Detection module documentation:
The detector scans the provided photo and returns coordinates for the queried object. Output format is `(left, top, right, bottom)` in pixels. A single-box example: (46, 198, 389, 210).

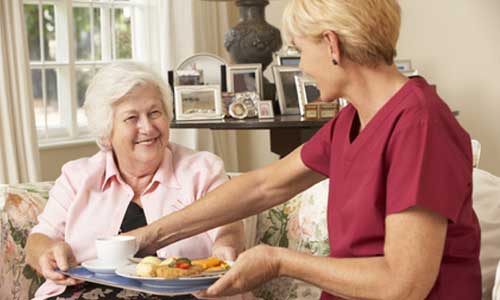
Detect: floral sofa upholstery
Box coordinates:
(0, 183, 51, 300)
(0, 179, 329, 300)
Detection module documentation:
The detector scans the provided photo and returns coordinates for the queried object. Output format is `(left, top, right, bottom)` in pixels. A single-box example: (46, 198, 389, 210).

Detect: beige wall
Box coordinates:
(39, 0, 500, 179)
(397, 0, 500, 175)
(40, 143, 99, 181)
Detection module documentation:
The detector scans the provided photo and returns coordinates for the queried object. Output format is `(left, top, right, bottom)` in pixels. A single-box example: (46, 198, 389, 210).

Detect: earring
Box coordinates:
(332, 59, 338, 65)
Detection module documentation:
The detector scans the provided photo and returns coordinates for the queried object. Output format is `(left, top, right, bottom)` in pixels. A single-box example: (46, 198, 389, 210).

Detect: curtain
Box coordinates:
(0, 0, 41, 184)
(154, 0, 240, 172)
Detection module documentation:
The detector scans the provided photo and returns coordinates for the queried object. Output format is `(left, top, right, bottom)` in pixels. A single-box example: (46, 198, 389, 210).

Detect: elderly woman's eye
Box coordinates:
(150, 110, 162, 118)
(125, 116, 137, 122)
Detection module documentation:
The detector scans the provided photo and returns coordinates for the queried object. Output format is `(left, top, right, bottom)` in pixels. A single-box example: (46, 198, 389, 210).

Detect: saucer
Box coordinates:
(81, 259, 120, 276)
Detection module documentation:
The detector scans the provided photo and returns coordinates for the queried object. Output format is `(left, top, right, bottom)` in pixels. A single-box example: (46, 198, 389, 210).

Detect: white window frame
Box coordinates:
(24, 0, 157, 148)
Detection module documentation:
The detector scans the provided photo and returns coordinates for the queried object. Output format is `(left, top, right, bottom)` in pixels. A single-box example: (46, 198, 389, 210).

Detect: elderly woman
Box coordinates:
(130, 1, 481, 300)
(25, 62, 247, 300)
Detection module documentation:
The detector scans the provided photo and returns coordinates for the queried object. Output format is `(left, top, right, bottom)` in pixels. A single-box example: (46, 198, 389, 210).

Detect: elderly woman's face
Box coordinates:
(110, 84, 169, 168)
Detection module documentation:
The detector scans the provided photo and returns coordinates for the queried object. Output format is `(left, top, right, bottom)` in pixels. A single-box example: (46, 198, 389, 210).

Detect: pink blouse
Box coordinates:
(31, 143, 235, 299)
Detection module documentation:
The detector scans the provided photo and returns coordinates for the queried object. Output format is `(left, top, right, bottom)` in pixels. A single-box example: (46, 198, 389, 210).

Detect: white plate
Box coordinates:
(115, 264, 225, 288)
(81, 259, 120, 276)
(176, 53, 227, 86)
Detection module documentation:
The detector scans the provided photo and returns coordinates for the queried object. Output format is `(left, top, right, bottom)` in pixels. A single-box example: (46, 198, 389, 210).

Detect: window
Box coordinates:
(23, 0, 153, 146)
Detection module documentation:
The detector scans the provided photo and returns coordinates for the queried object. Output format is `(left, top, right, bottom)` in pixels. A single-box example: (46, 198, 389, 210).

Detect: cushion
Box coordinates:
(472, 169, 500, 300)
(253, 179, 329, 300)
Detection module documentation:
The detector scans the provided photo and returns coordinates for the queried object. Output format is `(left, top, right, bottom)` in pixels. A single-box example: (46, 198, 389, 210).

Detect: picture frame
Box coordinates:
(274, 47, 301, 66)
(175, 69, 204, 86)
(257, 100, 275, 119)
(221, 92, 236, 117)
(402, 69, 419, 77)
(235, 92, 259, 118)
(226, 64, 263, 99)
(273, 66, 302, 115)
(336, 98, 349, 110)
(275, 53, 301, 66)
(295, 75, 321, 116)
(228, 101, 248, 119)
(395, 59, 412, 72)
(174, 85, 224, 120)
(176, 53, 226, 86)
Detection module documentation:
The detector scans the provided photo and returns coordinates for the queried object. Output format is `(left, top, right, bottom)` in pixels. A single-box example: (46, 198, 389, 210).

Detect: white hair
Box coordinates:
(83, 62, 173, 150)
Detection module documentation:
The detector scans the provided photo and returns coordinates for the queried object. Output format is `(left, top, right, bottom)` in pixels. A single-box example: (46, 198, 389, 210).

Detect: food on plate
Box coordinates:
(192, 257, 229, 272)
(140, 256, 162, 265)
(135, 256, 162, 277)
(156, 264, 204, 278)
(136, 262, 157, 277)
(135, 256, 229, 278)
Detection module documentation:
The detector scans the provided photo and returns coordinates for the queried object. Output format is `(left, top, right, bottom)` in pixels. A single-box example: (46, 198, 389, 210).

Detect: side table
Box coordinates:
(170, 115, 328, 158)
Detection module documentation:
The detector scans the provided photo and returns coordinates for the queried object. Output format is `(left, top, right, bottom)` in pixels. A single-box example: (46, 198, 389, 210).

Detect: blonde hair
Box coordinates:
(282, 0, 401, 67)
(83, 62, 173, 150)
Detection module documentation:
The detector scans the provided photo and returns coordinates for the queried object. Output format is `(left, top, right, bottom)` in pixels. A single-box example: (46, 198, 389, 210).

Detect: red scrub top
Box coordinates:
(301, 77, 481, 300)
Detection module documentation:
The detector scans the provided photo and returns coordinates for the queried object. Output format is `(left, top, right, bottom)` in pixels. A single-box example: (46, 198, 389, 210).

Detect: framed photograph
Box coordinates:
(235, 92, 259, 118)
(226, 64, 263, 99)
(402, 69, 419, 77)
(273, 66, 302, 115)
(175, 69, 204, 86)
(338, 98, 349, 108)
(221, 92, 236, 117)
(275, 54, 300, 66)
(257, 100, 275, 119)
(176, 53, 226, 86)
(295, 75, 321, 116)
(174, 85, 224, 120)
(395, 59, 412, 72)
(274, 48, 301, 66)
(228, 101, 248, 119)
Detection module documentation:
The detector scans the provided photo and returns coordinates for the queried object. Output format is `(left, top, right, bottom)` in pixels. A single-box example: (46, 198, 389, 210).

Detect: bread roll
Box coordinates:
(136, 262, 158, 277)
(140, 256, 162, 265)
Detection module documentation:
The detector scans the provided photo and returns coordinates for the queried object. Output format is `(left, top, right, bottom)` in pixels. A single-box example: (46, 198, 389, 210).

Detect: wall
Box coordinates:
(40, 143, 99, 180)
(397, 0, 500, 175)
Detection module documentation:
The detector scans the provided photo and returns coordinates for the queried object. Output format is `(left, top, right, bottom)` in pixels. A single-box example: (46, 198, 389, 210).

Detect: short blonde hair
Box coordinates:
(83, 62, 173, 150)
(282, 0, 401, 67)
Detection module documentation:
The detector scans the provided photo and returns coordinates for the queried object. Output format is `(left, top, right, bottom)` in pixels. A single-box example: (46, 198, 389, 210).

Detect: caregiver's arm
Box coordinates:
(131, 146, 325, 254)
(278, 206, 447, 300)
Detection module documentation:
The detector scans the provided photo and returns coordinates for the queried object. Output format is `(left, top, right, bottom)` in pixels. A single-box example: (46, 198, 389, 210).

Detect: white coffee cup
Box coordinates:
(95, 235, 138, 267)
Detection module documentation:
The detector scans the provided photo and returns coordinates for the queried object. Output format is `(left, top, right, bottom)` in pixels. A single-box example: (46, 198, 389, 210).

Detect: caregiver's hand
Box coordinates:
(199, 244, 281, 297)
(123, 225, 158, 256)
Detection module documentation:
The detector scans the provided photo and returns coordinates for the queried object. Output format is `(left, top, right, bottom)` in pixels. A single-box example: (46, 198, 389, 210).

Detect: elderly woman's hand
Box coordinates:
(199, 244, 281, 297)
(212, 245, 237, 262)
(38, 241, 81, 286)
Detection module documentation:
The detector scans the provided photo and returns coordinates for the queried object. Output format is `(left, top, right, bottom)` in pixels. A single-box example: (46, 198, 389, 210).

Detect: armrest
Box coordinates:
(0, 183, 52, 300)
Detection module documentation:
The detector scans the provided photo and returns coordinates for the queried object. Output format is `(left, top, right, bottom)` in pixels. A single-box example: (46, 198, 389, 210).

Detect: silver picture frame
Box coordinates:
(395, 59, 412, 72)
(226, 64, 263, 99)
(274, 47, 301, 66)
(257, 100, 275, 119)
(174, 85, 224, 120)
(295, 75, 321, 116)
(273, 65, 302, 115)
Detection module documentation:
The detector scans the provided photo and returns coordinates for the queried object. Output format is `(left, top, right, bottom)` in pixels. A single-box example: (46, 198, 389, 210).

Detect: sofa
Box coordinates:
(1, 169, 500, 300)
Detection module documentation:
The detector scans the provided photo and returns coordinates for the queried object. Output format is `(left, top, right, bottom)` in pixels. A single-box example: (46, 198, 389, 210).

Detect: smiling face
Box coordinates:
(294, 35, 346, 102)
(109, 83, 169, 171)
